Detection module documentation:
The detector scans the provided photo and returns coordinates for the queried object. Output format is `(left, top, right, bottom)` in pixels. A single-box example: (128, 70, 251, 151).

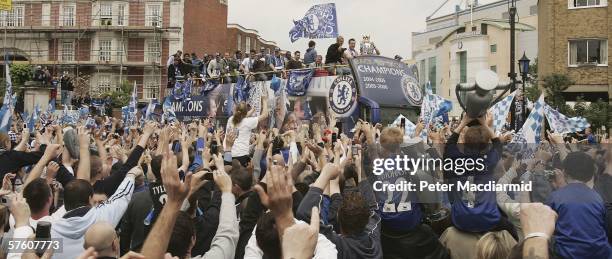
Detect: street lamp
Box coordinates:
(518, 52, 530, 124)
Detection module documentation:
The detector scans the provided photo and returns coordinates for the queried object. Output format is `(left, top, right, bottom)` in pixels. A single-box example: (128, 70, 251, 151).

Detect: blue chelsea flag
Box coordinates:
(289, 3, 338, 43)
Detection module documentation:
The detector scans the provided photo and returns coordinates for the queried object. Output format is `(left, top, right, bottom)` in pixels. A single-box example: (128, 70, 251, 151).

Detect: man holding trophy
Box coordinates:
(360, 35, 381, 56)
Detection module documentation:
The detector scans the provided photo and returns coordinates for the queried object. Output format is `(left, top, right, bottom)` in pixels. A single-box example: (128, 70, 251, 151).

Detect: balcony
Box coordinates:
(0, 14, 180, 33)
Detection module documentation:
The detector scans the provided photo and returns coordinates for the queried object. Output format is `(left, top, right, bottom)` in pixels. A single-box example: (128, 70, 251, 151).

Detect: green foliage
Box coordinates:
(0, 64, 33, 103)
(105, 81, 132, 108)
(541, 73, 574, 114)
(524, 85, 541, 103)
(582, 99, 611, 130)
(10, 64, 32, 87)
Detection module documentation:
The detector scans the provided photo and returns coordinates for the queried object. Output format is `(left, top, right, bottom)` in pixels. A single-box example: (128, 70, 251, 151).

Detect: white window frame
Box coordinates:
(237, 35, 242, 52)
(97, 74, 114, 94)
(146, 40, 161, 63)
(143, 80, 160, 100)
(146, 3, 162, 27)
(117, 3, 126, 26)
(61, 41, 74, 61)
(0, 6, 24, 27)
(62, 4, 76, 27)
(99, 39, 113, 62)
(245, 37, 251, 53)
(100, 2, 113, 25)
(568, 39, 608, 67)
(568, 0, 607, 9)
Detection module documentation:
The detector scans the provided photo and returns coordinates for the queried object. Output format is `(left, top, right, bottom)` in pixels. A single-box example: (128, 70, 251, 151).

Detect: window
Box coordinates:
(0, 6, 24, 27)
(570, 0, 607, 8)
(490, 65, 497, 72)
(62, 4, 75, 26)
(237, 35, 242, 52)
(480, 24, 488, 35)
(117, 4, 126, 26)
(147, 41, 161, 63)
(117, 41, 125, 62)
(428, 57, 437, 93)
(490, 44, 497, 53)
(245, 37, 251, 53)
(61, 41, 74, 61)
(458, 51, 467, 83)
(100, 3, 113, 25)
(569, 39, 608, 66)
(146, 4, 162, 27)
(99, 40, 112, 61)
(530, 5, 538, 15)
(97, 74, 113, 93)
(143, 81, 159, 99)
(419, 60, 426, 86)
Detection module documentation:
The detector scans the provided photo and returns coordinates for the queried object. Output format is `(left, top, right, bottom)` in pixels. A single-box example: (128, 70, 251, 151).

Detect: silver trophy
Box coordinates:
(455, 70, 511, 118)
(360, 35, 378, 56)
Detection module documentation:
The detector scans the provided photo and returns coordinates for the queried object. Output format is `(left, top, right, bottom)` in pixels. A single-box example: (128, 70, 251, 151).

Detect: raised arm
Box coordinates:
(197, 155, 239, 259)
(13, 128, 29, 152)
(76, 126, 91, 182)
(141, 147, 193, 259)
(23, 144, 62, 188)
(257, 92, 269, 122)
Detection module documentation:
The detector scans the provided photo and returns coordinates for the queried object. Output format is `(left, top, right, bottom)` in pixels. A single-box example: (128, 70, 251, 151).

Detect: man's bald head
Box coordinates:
(83, 221, 118, 257)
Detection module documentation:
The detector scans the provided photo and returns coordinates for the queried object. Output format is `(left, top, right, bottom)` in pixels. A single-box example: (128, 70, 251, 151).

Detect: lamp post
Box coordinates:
(508, 0, 519, 131)
(518, 52, 531, 123)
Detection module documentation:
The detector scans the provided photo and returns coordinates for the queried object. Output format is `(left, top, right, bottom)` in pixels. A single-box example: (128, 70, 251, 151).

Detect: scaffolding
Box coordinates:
(0, 0, 172, 101)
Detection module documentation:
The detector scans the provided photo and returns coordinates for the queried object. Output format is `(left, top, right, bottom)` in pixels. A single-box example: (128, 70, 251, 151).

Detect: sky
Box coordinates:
(228, 0, 498, 59)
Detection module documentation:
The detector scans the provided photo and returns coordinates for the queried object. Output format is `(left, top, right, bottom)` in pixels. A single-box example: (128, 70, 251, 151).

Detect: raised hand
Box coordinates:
(282, 207, 320, 259)
(161, 151, 192, 207)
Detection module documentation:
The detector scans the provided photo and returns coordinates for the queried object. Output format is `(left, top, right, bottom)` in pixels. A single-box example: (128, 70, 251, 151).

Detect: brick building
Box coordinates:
(538, 0, 611, 102)
(0, 0, 229, 102)
(226, 23, 277, 55)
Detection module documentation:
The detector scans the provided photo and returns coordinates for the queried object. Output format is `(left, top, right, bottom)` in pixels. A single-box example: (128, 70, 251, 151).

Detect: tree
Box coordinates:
(541, 73, 574, 114)
(583, 99, 611, 130)
(0, 64, 32, 100)
(105, 80, 131, 108)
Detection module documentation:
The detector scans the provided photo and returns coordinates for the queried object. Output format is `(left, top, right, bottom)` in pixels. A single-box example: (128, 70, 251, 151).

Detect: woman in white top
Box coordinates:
(225, 97, 268, 167)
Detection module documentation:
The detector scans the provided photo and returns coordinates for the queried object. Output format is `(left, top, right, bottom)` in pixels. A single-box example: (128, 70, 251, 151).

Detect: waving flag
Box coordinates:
(391, 114, 417, 137)
(488, 91, 516, 135)
(233, 76, 251, 103)
(419, 82, 451, 139)
(162, 96, 176, 123)
(302, 98, 313, 120)
(289, 3, 338, 43)
(0, 63, 13, 132)
(512, 94, 545, 144)
(543, 104, 590, 134)
(286, 69, 314, 96)
(128, 82, 138, 126)
(78, 106, 89, 121)
(26, 105, 41, 131)
(145, 99, 158, 121)
(92, 99, 105, 116)
(61, 105, 77, 125)
(201, 80, 219, 96)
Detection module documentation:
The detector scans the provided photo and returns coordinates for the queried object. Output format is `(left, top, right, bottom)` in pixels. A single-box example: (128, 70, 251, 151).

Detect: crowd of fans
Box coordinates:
(166, 35, 389, 87)
(0, 92, 609, 259)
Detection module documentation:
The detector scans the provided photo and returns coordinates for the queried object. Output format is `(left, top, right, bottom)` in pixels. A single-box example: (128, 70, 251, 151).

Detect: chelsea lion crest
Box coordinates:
(401, 75, 423, 106)
(329, 76, 357, 116)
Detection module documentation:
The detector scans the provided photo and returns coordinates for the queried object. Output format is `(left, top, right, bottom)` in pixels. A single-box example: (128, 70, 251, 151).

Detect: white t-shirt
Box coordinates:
(241, 58, 254, 73)
(226, 116, 259, 157)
